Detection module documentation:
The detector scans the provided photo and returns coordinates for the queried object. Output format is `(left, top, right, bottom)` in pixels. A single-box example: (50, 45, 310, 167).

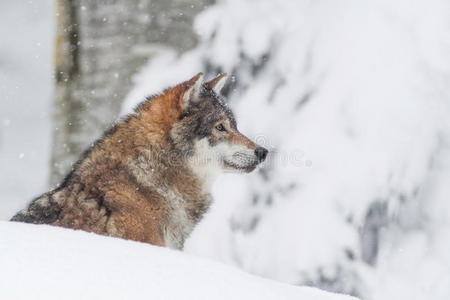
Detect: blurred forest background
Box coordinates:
(1, 1, 450, 299)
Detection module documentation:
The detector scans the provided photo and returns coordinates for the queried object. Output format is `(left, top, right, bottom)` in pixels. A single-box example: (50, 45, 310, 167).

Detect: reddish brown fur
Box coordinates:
(13, 75, 210, 248)
(228, 131, 257, 149)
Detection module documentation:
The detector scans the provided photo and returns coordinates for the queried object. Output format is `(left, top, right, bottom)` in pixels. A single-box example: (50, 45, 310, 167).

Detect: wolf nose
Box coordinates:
(254, 147, 268, 162)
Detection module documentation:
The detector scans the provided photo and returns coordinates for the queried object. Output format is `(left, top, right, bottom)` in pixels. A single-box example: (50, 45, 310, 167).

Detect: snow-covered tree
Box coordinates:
(122, 0, 450, 299)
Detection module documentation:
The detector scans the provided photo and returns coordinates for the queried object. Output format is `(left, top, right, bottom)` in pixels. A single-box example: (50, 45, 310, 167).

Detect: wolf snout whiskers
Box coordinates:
(220, 148, 266, 172)
(232, 151, 258, 163)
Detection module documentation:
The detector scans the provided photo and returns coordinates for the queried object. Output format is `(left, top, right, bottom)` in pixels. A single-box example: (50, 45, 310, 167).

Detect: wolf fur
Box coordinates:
(11, 73, 268, 249)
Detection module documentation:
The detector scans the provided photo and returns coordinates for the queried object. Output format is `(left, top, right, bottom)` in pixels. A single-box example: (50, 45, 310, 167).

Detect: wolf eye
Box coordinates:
(215, 123, 226, 132)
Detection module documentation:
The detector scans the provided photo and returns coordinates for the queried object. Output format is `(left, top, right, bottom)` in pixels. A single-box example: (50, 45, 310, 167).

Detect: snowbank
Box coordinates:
(0, 221, 357, 300)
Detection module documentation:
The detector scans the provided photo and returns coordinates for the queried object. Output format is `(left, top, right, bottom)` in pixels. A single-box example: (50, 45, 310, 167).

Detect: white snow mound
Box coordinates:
(0, 221, 358, 300)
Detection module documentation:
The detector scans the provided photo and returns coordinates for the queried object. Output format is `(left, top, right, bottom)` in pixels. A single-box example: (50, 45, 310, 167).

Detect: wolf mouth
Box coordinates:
(223, 159, 258, 173)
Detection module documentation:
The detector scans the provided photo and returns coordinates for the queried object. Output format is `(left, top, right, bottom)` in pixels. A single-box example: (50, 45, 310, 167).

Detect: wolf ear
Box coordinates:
(180, 72, 203, 111)
(204, 73, 228, 94)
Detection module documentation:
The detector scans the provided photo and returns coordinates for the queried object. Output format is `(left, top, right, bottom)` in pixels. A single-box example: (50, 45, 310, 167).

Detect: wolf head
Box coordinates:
(167, 73, 268, 177)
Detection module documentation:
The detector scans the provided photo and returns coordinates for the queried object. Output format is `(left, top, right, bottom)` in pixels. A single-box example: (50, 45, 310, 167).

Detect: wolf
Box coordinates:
(11, 73, 268, 249)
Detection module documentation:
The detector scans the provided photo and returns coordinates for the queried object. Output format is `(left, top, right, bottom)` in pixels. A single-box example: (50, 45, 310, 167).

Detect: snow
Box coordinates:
(1, 0, 450, 299)
(0, 221, 357, 300)
(122, 0, 450, 299)
(0, 0, 53, 219)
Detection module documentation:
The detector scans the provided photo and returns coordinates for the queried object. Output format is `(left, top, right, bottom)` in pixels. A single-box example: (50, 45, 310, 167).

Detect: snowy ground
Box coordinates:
(0, 221, 357, 300)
